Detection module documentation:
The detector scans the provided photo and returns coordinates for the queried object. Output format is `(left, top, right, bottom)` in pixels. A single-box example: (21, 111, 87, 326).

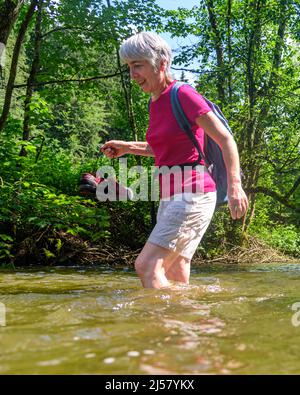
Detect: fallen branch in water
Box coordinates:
(192, 236, 297, 265)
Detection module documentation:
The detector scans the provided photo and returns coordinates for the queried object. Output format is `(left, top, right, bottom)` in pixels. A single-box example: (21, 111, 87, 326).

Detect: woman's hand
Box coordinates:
(227, 183, 249, 219)
(100, 140, 129, 159)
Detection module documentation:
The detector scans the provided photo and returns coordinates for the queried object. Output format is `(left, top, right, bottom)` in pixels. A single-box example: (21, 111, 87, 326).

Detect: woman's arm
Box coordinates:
(101, 140, 154, 158)
(196, 111, 248, 219)
(126, 141, 154, 157)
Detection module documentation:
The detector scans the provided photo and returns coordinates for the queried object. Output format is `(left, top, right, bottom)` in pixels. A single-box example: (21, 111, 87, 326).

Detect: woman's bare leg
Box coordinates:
(164, 255, 191, 284)
(135, 242, 179, 289)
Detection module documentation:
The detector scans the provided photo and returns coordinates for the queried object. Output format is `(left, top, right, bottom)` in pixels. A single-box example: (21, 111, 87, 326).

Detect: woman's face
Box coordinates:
(127, 59, 164, 93)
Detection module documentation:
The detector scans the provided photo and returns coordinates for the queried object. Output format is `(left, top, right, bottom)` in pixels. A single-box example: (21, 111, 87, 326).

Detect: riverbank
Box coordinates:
(5, 230, 298, 267)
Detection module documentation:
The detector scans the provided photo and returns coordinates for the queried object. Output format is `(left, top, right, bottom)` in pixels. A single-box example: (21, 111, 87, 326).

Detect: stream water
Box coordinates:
(0, 263, 300, 374)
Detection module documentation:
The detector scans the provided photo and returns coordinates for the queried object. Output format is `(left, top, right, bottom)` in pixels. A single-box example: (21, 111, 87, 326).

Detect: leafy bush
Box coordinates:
(249, 224, 300, 258)
(0, 129, 110, 263)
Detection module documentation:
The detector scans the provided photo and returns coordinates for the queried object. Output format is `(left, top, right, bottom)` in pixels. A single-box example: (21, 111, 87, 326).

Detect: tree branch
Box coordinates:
(12, 70, 125, 88)
(284, 176, 300, 200)
(171, 64, 235, 75)
(41, 25, 94, 39)
(246, 186, 300, 212)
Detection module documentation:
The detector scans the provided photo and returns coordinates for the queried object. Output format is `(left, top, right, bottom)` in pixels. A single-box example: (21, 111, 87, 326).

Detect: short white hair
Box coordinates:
(119, 32, 172, 76)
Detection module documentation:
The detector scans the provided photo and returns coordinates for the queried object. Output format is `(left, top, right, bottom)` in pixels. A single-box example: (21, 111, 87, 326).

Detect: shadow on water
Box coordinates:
(0, 263, 300, 374)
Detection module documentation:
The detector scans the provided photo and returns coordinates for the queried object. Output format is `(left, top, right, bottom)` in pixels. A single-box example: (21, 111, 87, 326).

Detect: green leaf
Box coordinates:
(43, 249, 56, 259)
(0, 234, 13, 242)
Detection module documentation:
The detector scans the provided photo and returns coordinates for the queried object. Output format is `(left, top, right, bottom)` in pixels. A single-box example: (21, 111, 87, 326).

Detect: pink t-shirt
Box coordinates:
(146, 80, 216, 197)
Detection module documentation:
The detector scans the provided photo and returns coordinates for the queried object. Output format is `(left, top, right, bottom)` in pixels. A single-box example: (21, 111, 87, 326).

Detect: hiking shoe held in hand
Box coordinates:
(79, 173, 105, 196)
(79, 173, 134, 201)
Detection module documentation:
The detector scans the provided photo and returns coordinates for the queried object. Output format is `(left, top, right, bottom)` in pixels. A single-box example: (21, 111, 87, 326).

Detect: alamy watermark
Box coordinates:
(0, 302, 6, 327)
(291, 302, 300, 327)
(95, 158, 206, 202)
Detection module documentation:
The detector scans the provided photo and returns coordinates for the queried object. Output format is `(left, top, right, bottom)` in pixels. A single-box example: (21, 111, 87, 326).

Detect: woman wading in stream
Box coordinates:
(101, 32, 248, 289)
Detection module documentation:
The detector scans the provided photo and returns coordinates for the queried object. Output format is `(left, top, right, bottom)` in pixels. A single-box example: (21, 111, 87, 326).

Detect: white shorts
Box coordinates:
(148, 192, 217, 260)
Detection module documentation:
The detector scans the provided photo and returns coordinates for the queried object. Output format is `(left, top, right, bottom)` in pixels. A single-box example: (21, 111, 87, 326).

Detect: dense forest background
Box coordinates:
(0, 0, 299, 266)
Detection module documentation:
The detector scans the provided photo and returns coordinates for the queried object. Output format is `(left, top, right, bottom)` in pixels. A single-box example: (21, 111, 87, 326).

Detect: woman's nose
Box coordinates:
(130, 67, 138, 79)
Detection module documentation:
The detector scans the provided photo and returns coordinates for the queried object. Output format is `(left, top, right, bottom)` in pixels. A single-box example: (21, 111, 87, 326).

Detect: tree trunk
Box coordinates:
(242, 0, 289, 231)
(0, 0, 38, 133)
(226, 0, 232, 104)
(254, 0, 288, 144)
(0, 0, 24, 45)
(105, 0, 139, 153)
(242, 193, 256, 233)
(239, 0, 263, 229)
(20, 0, 42, 156)
(205, 0, 226, 104)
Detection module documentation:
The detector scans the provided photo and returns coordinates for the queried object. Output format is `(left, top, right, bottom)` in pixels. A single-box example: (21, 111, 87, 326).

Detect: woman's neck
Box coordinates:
(151, 77, 174, 101)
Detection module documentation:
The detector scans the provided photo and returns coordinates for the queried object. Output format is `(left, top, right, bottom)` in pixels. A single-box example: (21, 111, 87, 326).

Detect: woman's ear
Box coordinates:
(159, 59, 167, 72)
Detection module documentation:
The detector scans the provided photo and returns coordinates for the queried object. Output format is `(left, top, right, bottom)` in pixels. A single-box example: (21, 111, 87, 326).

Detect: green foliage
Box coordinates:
(249, 223, 300, 258)
(0, 233, 14, 262)
(0, 128, 110, 263)
(248, 195, 300, 257)
(0, 175, 109, 238)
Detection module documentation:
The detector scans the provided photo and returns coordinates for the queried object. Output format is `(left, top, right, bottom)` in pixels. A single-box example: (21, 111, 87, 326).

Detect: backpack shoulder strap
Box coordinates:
(170, 81, 207, 166)
(202, 97, 233, 134)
